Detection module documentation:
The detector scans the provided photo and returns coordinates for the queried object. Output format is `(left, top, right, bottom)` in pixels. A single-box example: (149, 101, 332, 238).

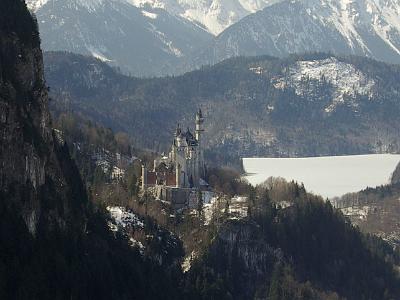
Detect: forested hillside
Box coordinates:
(333, 161, 400, 249)
(180, 177, 400, 300)
(45, 51, 400, 165)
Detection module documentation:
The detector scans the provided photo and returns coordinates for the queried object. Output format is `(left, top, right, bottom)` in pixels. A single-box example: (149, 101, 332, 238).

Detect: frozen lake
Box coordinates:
(243, 154, 400, 199)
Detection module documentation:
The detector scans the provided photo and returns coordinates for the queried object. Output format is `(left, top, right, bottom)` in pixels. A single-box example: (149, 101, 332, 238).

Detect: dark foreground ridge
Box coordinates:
(0, 1, 181, 299)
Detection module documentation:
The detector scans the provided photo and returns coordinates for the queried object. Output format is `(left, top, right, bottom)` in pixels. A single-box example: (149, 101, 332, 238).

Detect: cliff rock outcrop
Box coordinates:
(0, 0, 87, 235)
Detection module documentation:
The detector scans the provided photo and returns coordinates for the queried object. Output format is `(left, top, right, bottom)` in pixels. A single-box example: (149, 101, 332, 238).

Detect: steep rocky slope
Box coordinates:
(0, 0, 87, 235)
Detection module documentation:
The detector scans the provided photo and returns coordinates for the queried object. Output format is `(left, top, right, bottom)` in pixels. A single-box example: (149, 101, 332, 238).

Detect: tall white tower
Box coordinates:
(195, 109, 204, 143)
(195, 109, 205, 180)
(141, 164, 147, 190)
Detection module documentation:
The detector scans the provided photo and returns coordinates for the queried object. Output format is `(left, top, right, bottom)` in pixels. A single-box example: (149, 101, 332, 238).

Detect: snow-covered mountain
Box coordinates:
(193, 0, 400, 68)
(27, 0, 280, 36)
(128, 0, 280, 35)
(28, 0, 400, 75)
(27, 0, 212, 76)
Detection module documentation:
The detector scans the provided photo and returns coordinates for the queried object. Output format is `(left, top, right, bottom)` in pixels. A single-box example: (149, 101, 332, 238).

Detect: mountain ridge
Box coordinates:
(45, 51, 400, 166)
(28, 0, 212, 76)
(28, 0, 400, 76)
(192, 0, 400, 70)
(27, 0, 280, 35)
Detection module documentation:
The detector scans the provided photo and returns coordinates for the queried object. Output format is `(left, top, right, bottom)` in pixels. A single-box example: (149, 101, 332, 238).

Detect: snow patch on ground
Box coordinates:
(182, 251, 196, 273)
(142, 10, 158, 19)
(107, 206, 145, 229)
(203, 195, 219, 225)
(147, 23, 183, 57)
(129, 237, 145, 252)
(341, 205, 372, 220)
(90, 49, 113, 63)
(229, 196, 248, 220)
(203, 195, 248, 225)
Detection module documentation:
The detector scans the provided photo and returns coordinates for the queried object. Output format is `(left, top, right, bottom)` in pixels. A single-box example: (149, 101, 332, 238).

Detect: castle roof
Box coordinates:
(184, 128, 198, 146)
(175, 125, 198, 146)
(175, 124, 182, 137)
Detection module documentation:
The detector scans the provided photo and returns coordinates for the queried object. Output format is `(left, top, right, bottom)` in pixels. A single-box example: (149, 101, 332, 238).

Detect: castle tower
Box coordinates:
(141, 164, 147, 190)
(195, 109, 205, 181)
(195, 109, 204, 143)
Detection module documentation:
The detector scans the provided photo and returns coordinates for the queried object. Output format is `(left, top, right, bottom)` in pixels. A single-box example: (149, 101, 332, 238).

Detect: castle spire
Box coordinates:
(175, 123, 181, 137)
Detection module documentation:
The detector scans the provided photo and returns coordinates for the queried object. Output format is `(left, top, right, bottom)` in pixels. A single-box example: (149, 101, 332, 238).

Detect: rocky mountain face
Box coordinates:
(129, 0, 280, 35)
(45, 51, 400, 164)
(192, 0, 400, 69)
(0, 0, 87, 235)
(27, 0, 212, 76)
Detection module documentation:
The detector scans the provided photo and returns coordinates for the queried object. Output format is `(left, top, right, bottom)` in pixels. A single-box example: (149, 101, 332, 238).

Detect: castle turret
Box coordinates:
(195, 109, 204, 143)
(175, 123, 182, 137)
(141, 164, 147, 190)
(195, 109, 205, 180)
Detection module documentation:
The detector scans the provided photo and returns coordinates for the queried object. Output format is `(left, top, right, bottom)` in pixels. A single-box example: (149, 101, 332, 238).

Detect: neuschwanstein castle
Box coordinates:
(141, 109, 208, 208)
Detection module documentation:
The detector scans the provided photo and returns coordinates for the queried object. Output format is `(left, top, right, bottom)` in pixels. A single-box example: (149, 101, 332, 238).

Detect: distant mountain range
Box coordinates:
(27, 0, 212, 76)
(128, 0, 280, 35)
(193, 0, 400, 68)
(28, 0, 400, 76)
(45, 51, 400, 164)
(28, 0, 279, 36)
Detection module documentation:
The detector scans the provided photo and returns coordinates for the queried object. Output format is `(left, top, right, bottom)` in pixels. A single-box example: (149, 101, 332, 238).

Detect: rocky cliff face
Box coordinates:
(0, 0, 87, 235)
(208, 221, 283, 298)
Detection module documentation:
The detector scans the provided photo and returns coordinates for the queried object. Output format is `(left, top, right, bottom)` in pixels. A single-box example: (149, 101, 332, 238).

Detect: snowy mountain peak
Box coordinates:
(27, 0, 276, 34)
(197, 0, 400, 68)
(129, 0, 280, 35)
(27, 0, 110, 12)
